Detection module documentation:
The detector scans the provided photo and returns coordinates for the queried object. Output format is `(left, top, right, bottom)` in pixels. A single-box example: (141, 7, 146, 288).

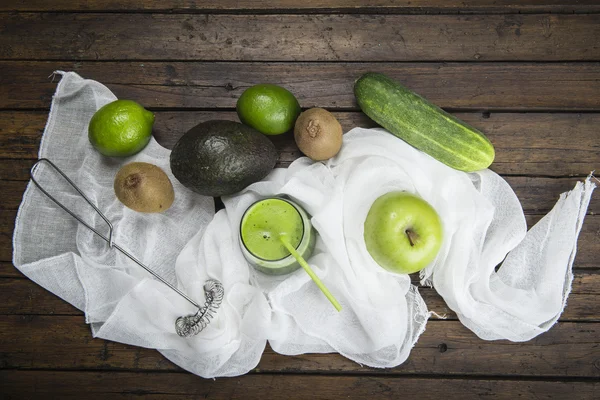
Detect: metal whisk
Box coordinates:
(175, 279, 224, 337)
(29, 158, 223, 338)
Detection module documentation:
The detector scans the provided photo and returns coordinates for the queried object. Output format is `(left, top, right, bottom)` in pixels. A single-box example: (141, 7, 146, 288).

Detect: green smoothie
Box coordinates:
(241, 198, 303, 260)
(240, 197, 315, 275)
(240, 197, 342, 311)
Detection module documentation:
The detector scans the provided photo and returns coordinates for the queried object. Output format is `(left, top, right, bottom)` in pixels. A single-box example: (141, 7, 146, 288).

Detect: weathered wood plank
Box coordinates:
(0, 279, 82, 315)
(2, 175, 597, 216)
(1, 14, 599, 61)
(2, 1, 599, 14)
(0, 212, 16, 261)
(1, 315, 599, 377)
(2, 270, 599, 320)
(0, 261, 23, 278)
(573, 272, 600, 295)
(0, 110, 45, 159)
(2, 111, 599, 177)
(2, 181, 26, 208)
(2, 370, 598, 399)
(3, 62, 600, 111)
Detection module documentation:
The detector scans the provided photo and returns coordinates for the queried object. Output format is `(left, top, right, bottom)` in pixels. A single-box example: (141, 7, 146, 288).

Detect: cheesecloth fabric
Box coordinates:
(13, 72, 596, 378)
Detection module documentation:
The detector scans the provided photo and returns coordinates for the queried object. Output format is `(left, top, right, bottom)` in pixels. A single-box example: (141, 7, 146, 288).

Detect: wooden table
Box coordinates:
(1, 1, 599, 398)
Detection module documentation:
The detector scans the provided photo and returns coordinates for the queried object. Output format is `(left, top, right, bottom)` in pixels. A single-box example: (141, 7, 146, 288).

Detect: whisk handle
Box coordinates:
(111, 243, 201, 309)
(30, 158, 201, 311)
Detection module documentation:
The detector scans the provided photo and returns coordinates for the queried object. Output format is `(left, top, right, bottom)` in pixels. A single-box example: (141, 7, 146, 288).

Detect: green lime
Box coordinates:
(236, 84, 301, 135)
(88, 100, 155, 157)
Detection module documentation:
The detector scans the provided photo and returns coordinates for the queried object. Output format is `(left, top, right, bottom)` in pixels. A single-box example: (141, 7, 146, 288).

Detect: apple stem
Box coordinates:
(279, 236, 342, 312)
(405, 229, 418, 247)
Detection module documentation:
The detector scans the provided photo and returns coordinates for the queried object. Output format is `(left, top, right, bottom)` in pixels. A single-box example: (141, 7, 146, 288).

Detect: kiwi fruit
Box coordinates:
(294, 108, 343, 161)
(114, 162, 174, 213)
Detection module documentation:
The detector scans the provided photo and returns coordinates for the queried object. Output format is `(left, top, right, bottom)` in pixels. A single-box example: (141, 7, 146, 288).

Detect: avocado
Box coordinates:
(170, 120, 278, 197)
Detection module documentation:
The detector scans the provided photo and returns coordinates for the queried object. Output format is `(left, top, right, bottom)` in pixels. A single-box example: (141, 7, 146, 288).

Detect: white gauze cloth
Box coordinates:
(13, 72, 596, 378)
(13, 72, 270, 378)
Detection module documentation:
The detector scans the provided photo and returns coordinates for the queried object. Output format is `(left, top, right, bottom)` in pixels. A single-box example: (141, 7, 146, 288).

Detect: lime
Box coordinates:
(88, 100, 155, 157)
(236, 84, 301, 135)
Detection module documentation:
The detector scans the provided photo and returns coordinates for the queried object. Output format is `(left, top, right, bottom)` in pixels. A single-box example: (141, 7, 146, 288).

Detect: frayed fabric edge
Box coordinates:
(13, 71, 68, 268)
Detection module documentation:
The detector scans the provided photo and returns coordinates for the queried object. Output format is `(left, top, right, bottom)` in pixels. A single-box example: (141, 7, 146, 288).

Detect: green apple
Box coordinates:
(364, 191, 443, 274)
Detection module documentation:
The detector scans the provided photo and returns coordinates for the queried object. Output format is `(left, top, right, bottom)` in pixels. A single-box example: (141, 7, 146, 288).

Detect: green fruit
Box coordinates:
(354, 72, 495, 172)
(88, 100, 154, 157)
(236, 84, 301, 135)
(169, 120, 278, 197)
(364, 192, 443, 275)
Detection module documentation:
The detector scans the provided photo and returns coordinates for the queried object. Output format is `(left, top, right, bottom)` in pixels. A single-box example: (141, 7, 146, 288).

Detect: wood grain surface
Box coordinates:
(2, 0, 600, 14)
(2, 110, 598, 176)
(3, 62, 600, 111)
(1, 314, 599, 377)
(1, 14, 599, 61)
(2, 174, 598, 215)
(1, 2, 599, 398)
(3, 370, 599, 399)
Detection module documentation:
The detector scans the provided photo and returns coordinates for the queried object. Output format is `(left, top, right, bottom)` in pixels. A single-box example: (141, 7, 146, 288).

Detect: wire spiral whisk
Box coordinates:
(175, 279, 224, 337)
(30, 158, 223, 338)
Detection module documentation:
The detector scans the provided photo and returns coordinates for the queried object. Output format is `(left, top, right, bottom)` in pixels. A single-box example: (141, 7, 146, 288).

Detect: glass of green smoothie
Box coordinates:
(239, 197, 341, 311)
(240, 197, 316, 275)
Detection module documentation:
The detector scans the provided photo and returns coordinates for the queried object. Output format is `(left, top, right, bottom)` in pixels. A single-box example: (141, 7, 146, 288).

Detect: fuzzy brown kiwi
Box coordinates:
(294, 108, 343, 161)
(114, 162, 174, 213)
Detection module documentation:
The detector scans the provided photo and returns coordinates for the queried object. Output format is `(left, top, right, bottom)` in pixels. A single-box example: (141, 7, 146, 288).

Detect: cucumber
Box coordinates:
(354, 72, 495, 172)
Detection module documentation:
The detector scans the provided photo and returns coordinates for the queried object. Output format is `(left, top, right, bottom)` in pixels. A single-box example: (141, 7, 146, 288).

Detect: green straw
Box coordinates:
(279, 236, 342, 312)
